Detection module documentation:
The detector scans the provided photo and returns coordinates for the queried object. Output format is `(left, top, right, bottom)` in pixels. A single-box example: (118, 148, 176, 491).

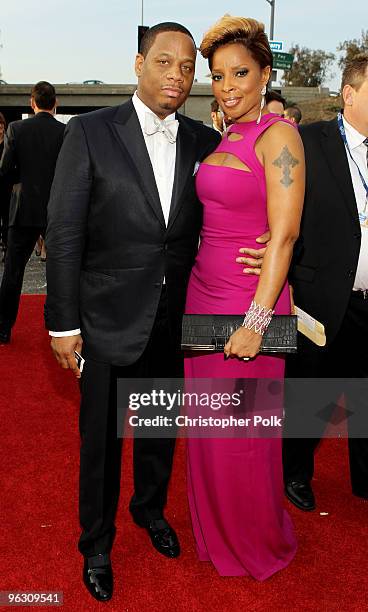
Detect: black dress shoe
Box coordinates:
(285, 480, 316, 511)
(83, 554, 113, 602)
(0, 329, 11, 344)
(352, 489, 368, 500)
(135, 518, 180, 558)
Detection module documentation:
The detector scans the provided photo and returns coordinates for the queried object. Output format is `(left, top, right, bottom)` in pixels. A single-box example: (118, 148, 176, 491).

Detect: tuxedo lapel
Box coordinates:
(167, 116, 197, 231)
(109, 101, 165, 228)
(321, 118, 359, 224)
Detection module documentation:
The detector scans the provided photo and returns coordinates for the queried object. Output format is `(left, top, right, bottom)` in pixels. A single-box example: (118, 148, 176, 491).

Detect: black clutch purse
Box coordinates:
(181, 314, 297, 354)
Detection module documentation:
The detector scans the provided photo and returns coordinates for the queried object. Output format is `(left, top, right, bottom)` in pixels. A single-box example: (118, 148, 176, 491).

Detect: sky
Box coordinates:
(0, 1, 366, 90)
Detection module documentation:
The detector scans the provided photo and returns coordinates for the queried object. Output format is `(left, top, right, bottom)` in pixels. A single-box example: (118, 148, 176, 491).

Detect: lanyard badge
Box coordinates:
(359, 211, 368, 228)
(337, 113, 368, 228)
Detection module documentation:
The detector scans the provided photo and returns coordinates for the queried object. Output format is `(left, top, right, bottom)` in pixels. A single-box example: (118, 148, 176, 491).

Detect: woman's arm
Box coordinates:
(224, 121, 305, 359)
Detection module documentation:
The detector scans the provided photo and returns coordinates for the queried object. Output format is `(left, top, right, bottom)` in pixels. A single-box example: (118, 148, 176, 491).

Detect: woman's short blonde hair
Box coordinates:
(200, 15, 273, 71)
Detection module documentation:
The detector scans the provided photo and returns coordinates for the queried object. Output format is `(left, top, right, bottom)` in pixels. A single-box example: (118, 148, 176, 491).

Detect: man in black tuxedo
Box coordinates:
(0, 81, 65, 343)
(283, 54, 368, 511)
(45, 23, 220, 601)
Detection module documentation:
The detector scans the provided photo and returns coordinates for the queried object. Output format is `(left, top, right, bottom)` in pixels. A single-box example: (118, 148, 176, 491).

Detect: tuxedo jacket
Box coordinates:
(45, 101, 220, 365)
(289, 117, 361, 345)
(0, 112, 65, 227)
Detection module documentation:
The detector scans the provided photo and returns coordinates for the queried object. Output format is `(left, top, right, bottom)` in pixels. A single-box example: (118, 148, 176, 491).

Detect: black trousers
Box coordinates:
(78, 287, 183, 557)
(283, 292, 368, 496)
(0, 225, 44, 332)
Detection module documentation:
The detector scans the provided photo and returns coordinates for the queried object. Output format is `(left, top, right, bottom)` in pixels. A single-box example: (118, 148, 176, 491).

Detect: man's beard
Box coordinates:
(159, 101, 178, 111)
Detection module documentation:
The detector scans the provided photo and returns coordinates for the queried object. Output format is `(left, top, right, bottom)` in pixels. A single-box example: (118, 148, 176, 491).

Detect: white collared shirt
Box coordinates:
(342, 115, 368, 291)
(132, 91, 176, 226)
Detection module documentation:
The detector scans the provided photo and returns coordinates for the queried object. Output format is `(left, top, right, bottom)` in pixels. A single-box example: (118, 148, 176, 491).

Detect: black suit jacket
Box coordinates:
(0, 112, 65, 227)
(0, 141, 13, 212)
(45, 101, 220, 365)
(289, 117, 361, 345)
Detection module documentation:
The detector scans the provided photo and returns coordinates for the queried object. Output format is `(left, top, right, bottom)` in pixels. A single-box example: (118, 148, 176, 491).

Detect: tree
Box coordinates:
(282, 45, 335, 87)
(337, 30, 368, 70)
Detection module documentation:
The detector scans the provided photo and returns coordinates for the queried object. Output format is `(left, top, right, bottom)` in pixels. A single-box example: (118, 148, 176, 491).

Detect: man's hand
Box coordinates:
(50, 334, 83, 379)
(236, 231, 270, 276)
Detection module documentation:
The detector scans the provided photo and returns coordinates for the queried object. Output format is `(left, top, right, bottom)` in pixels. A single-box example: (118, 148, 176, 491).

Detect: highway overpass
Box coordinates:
(0, 83, 330, 125)
(0, 83, 214, 124)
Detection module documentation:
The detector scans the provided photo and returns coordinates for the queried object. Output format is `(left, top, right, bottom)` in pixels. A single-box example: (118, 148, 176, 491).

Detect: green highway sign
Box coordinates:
(272, 51, 294, 70)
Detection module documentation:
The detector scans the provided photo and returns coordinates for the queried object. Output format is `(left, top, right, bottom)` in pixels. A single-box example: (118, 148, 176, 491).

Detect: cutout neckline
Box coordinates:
(226, 113, 282, 134)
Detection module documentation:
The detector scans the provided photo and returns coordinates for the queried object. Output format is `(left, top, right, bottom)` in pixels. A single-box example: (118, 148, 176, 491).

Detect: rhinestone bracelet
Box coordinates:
(242, 300, 274, 336)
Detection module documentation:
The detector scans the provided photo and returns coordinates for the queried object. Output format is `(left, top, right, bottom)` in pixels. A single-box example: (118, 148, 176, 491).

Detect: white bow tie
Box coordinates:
(144, 113, 179, 144)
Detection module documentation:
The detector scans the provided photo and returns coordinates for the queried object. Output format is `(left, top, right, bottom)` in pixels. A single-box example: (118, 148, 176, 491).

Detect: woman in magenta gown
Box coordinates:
(185, 16, 305, 579)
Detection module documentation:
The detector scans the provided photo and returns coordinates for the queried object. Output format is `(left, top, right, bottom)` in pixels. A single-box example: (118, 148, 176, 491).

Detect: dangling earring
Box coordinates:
(256, 85, 267, 125)
(219, 109, 227, 133)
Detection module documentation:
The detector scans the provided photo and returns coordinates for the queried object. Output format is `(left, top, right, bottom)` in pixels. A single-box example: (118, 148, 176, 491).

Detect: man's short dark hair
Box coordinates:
(265, 89, 286, 108)
(139, 22, 196, 57)
(31, 81, 56, 110)
(341, 53, 368, 91)
(211, 99, 220, 113)
(285, 105, 302, 124)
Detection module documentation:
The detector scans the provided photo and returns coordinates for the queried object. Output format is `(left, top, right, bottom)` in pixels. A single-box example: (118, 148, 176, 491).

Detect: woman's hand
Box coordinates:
(224, 326, 262, 360)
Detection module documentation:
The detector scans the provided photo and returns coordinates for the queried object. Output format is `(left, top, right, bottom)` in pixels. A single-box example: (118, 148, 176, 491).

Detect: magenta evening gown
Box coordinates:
(184, 114, 297, 579)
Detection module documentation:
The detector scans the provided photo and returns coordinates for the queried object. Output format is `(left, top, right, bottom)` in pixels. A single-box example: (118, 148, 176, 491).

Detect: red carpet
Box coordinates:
(1, 295, 368, 611)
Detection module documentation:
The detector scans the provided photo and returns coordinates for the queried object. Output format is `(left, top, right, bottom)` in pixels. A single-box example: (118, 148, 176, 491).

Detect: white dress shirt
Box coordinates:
(342, 115, 368, 291)
(50, 92, 177, 338)
(132, 91, 176, 226)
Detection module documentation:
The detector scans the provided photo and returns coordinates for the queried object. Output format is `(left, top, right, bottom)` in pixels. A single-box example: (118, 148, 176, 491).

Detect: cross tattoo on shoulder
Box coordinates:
(272, 145, 299, 188)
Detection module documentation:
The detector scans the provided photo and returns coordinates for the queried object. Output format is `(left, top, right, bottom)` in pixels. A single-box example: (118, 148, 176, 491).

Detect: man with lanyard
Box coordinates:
(282, 53, 368, 512)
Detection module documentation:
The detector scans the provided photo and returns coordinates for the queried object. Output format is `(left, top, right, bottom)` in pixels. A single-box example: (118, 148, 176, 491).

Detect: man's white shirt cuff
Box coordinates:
(49, 329, 81, 337)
